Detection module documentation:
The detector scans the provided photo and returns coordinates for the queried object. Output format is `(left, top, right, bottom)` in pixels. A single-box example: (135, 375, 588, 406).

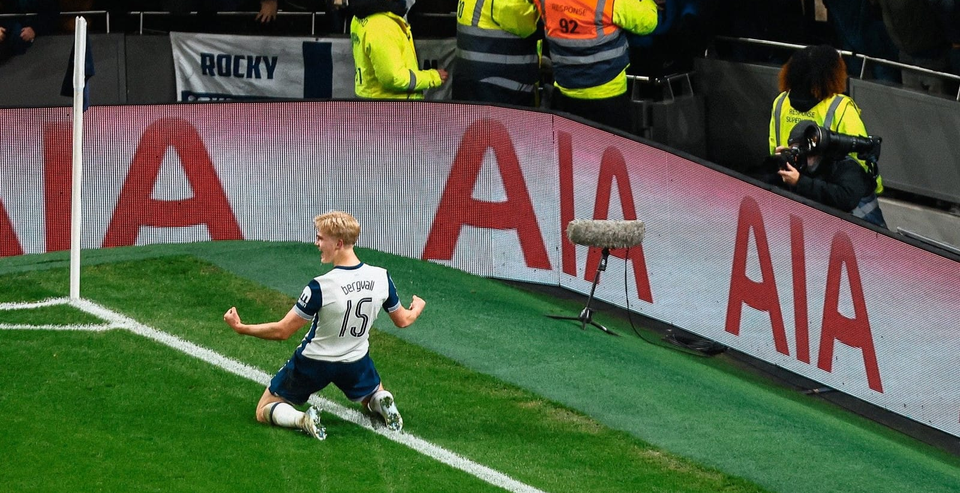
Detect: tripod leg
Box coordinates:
(546, 313, 590, 330)
(546, 248, 618, 336)
(588, 321, 619, 336)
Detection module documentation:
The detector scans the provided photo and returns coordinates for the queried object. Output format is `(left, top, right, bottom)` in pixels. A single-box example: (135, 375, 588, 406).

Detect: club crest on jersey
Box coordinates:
(341, 280, 375, 295)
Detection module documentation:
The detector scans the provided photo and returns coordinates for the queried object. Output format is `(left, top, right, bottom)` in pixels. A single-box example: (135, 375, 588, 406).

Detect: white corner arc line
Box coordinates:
(26, 298, 546, 493)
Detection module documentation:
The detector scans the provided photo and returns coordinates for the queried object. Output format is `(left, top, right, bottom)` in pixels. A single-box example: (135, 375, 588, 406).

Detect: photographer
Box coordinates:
(769, 44, 884, 198)
(763, 120, 887, 228)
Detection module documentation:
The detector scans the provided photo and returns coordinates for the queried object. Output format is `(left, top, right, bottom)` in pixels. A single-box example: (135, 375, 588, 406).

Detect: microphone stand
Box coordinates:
(548, 247, 618, 336)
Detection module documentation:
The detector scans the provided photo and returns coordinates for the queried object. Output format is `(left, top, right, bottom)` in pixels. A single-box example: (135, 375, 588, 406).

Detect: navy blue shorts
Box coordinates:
(269, 351, 381, 405)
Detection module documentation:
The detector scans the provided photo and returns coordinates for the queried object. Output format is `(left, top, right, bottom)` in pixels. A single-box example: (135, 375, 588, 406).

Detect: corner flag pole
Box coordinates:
(69, 16, 87, 300)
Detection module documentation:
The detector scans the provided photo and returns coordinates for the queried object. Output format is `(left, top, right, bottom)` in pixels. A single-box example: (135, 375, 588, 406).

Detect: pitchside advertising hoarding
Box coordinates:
(1, 102, 958, 437)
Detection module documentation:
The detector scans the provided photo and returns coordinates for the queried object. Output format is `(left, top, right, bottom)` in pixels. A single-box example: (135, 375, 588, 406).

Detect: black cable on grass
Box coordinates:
(621, 247, 723, 358)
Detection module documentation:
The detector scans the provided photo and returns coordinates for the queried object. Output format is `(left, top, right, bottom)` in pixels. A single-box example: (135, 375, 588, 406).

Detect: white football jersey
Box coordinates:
(293, 263, 401, 362)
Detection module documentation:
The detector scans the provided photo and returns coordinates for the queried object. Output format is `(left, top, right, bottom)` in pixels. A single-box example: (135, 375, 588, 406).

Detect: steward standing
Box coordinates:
(350, 0, 449, 99)
(534, 0, 658, 131)
(453, 0, 541, 106)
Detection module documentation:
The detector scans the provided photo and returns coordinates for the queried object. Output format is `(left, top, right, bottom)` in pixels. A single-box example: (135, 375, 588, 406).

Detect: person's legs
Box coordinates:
(551, 90, 633, 133)
(334, 353, 403, 432)
(363, 384, 403, 432)
(256, 388, 326, 440)
(259, 355, 329, 439)
(255, 388, 295, 424)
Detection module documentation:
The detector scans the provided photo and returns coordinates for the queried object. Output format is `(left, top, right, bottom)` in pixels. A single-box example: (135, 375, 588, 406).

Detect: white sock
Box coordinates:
(266, 402, 304, 428)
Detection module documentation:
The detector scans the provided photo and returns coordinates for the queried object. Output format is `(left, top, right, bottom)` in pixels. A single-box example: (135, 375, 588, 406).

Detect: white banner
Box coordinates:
(170, 32, 455, 101)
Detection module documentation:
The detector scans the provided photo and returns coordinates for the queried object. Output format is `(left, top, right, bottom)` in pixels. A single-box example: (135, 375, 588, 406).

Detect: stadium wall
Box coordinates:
(1, 101, 958, 439)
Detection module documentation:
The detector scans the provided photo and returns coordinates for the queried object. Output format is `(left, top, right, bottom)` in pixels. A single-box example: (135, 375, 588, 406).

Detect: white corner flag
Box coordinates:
(69, 17, 89, 300)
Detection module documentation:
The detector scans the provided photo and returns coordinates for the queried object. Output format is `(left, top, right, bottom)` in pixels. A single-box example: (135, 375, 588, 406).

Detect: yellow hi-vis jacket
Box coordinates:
(455, 0, 540, 92)
(350, 12, 443, 99)
(457, 0, 538, 38)
(769, 92, 883, 194)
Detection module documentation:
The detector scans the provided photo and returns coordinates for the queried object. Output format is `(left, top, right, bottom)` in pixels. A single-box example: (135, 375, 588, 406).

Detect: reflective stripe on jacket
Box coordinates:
(535, 0, 657, 98)
(455, 0, 540, 92)
(351, 12, 442, 99)
(770, 92, 883, 194)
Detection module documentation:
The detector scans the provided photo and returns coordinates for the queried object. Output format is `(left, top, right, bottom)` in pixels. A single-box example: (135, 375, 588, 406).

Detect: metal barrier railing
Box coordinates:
(0, 10, 111, 33)
(0, 10, 334, 36)
(628, 73, 693, 102)
(132, 10, 324, 36)
(2, 9, 457, 37)
(710, 36, 960, 101)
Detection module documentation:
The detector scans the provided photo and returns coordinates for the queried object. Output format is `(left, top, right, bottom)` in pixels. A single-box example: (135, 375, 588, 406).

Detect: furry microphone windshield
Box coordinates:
(565, 219, 645, 249)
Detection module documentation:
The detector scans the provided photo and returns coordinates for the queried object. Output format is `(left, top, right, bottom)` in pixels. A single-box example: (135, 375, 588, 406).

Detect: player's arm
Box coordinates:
(388, 295, 426, 328)
(223, 307, 309, 340)
(382, 272, 425, 328)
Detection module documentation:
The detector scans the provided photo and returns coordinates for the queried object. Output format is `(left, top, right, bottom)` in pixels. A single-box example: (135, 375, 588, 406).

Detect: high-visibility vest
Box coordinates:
(770, 92, 884, 194)
(535, 0, 629, 90)
(456, 0, 540, 94)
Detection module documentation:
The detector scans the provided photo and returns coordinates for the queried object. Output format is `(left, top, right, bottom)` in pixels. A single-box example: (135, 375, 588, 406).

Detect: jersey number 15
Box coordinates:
(339, 297, 372, 338)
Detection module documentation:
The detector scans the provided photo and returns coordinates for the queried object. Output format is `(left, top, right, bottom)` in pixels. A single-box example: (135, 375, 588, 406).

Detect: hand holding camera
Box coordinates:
(769, 120, 882, 176)
(774, 148, 802, 185)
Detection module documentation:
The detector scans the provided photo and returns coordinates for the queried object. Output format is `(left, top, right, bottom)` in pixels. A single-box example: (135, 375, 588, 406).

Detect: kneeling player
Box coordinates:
(223, 210, 426, 439)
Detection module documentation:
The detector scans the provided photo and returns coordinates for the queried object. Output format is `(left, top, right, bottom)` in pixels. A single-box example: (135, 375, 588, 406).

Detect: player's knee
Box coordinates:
(256, 404, 270, 424)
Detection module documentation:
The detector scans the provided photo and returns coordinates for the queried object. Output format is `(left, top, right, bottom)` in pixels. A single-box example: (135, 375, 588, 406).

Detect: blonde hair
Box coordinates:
(314, 210, 360, 245)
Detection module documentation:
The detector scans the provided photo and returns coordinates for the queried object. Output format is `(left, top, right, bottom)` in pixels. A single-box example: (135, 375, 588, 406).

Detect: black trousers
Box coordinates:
(550, 89, 633, 133)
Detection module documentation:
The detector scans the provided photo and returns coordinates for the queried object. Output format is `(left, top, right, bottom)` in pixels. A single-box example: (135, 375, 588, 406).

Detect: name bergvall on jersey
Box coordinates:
(293, 263, 401, 363)
(341, 279, 377, 295)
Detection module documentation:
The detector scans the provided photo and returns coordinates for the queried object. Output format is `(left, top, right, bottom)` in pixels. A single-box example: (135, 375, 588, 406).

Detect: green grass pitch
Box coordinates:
(1, 242, 957, 492)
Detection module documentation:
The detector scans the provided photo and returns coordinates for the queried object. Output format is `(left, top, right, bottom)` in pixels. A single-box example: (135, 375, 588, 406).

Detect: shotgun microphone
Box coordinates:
(549, 219, 645, 336)
(566, 219, 645, 249)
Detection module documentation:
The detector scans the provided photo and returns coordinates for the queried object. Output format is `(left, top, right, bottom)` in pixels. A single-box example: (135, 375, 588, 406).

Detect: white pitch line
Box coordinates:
(0, 323, 115, 331)
(0, 298, 115, 331)
(0, 298, 74, 310)
(0, 297, 546, 493)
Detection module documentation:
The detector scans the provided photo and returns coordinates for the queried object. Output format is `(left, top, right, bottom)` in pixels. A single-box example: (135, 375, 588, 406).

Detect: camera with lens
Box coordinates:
(772, 146, 806, 170)
(770, 120, 882, 174)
